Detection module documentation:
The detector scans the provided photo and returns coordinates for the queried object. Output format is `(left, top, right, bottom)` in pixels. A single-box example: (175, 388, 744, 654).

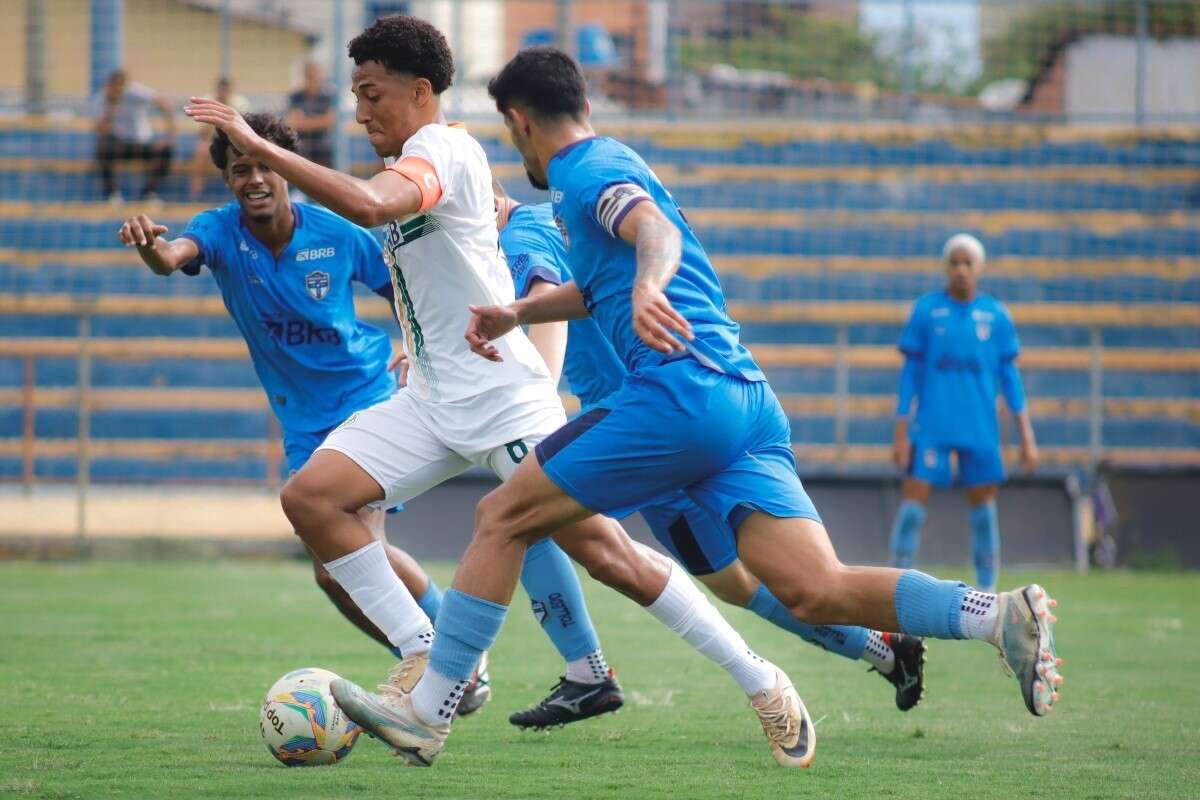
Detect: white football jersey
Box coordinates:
(381, 123, 551, 403)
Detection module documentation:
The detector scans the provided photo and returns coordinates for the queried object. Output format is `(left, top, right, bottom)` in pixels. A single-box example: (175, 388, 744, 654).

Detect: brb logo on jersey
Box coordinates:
(304, 270, 331, 301)
(296, 247, 335, 262)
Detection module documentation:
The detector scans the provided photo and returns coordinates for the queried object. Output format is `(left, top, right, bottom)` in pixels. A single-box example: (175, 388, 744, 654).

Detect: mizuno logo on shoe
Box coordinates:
(546, 686, 604, 715)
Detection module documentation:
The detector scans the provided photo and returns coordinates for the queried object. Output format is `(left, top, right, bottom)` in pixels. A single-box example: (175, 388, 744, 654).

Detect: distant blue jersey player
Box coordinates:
(497, 193, 927, 712)
(888, 233, 1040, 592)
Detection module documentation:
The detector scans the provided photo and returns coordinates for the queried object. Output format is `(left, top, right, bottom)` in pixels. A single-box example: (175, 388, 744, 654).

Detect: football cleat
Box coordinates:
(329, 677, 448, 767)
(991, 584, 1064, 716)
(870, 633, 927, 712)
(508, 671, 624, 730)
(455, 651, 492, 718)
(749, 666, 815, 768)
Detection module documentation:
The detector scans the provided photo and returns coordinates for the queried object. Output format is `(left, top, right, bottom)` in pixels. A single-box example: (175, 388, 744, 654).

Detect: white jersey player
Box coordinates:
(187, 14, 813, 768)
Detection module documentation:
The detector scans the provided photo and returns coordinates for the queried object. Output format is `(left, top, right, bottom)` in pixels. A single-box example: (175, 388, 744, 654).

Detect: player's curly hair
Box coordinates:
(209, 113, 298, 171)
(348, 15, 454, 94)
(488, 47, 587, 121)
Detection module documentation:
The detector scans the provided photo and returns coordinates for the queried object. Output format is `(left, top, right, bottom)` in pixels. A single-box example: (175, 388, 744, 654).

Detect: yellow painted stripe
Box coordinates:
(711, 255, 1200, 280)
(790, 444, 1200, 467)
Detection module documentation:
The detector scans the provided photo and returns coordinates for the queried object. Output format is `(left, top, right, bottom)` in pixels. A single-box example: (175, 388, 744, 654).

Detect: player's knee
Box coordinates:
(473, 488, 535, 547)
(280, 472, 341, 531)
(773, 568, 844, 624)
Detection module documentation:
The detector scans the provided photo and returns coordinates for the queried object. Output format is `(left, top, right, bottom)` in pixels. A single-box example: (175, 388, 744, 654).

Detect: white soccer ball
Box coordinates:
(260, 667, 361, 766)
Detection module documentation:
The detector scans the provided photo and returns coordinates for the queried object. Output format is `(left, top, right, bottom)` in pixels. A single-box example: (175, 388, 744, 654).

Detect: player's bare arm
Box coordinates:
(117, 215, 198, 275)
(617, 201, 693, 354)
(523, 281, 569, 384)
(185, 98, 422, 227)
(466, 281, 587, 363)
(1016, 411, 1039, 473)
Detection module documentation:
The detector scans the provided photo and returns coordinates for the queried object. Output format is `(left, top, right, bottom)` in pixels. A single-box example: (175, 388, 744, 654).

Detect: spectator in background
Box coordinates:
(93, 69, 176, 203)
(189, 76, 252, 199)
(286, 61, 336, 168)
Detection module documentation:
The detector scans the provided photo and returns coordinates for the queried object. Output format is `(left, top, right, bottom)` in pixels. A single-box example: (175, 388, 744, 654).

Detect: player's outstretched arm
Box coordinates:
(616, 202, 693, 354)
(465, 281, 587, 363)
(185, 98, 422, 227)
(117, 215, 198, 276)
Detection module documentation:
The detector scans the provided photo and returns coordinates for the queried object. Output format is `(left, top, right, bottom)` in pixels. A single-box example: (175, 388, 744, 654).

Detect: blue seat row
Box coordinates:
(4, 127, 1197, 167)
(0, 457, 274, 481)
(7, 218, 1198, 257)
(4, 261, 1194, 306)
(2, 315, 1196, 351)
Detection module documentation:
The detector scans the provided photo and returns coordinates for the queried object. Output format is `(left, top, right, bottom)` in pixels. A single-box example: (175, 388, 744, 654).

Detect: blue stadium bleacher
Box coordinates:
(1, 120, 1198, 481)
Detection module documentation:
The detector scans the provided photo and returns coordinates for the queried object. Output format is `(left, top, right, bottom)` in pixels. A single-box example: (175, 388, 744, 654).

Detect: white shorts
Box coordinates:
(317, 379, 567, 506)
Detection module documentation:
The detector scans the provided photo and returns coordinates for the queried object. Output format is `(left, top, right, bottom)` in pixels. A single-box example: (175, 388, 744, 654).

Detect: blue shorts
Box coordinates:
(639, 492, 739, 576)
(909, 439, 1005, 489)
(536, 358, 819, 536)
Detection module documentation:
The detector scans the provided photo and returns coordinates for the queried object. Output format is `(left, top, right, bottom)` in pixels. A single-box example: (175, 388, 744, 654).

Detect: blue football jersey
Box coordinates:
(547, 137, 763, 382)
(180, 201, 395, 432)
(499, 203, 625, 411)
(899, 290, 1021, 449)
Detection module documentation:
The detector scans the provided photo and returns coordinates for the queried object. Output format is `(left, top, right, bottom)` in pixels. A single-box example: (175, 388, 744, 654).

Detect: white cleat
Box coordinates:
(749, 666, 816, 768)
(991, 584, 1064, 716)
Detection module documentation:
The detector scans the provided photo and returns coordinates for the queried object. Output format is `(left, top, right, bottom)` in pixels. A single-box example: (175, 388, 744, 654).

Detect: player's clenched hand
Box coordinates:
(632, 282, 692, 354)
(117, 215, 168, 249)
(465, 304, 519, 362)
(1019, 441, 1039, 474)
(185, 97, 264, 158)
(891, 436, 910, 471)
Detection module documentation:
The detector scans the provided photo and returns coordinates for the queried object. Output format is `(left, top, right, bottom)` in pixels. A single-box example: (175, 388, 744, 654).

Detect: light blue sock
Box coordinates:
(970, 502, 1000, 590)
(889, 500, 927, 568)
(428, 589, 508, 681)
(894, 570, 969, 639)
(746, 584, 868, 661)
(418, 579, 443, 623)
(520, 539, 602, 662)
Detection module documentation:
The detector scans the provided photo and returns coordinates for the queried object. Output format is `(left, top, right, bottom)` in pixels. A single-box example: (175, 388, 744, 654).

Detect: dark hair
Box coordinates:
(488, 47, 587, 120)
(209, 113, 298, 171)
(347, 14, 454, 94)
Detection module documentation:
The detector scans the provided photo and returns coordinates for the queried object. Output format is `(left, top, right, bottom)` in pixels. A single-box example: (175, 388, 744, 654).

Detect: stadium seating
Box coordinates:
(1, 118, 1198, 482)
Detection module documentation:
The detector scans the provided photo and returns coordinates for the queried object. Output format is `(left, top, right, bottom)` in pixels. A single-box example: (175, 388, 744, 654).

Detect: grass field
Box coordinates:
(1, 561, 1197, 800)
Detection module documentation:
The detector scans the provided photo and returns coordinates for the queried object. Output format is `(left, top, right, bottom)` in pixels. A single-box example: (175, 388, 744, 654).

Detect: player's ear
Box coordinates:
(413, 76, 433, 107)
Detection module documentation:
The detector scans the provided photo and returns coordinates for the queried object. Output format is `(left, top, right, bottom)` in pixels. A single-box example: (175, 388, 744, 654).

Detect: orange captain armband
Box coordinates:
(388, 156, 443, 213)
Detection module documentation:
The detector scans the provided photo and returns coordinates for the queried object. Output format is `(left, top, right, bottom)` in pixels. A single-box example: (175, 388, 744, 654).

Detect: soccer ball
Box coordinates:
(260, 667, 361, 766)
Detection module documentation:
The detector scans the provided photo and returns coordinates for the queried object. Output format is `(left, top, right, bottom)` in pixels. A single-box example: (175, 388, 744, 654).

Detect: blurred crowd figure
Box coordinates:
(93, 69, 175, 203)
(286, 61, 336, 168)
(189, 76, 252, 199)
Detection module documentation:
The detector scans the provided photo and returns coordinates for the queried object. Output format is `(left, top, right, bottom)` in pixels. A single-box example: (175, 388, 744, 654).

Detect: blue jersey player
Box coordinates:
(888, 234, 1039, 592)
(495, 187, 927, 715)
(118, 112, 622, 722)
(380, 47, 1064, 770)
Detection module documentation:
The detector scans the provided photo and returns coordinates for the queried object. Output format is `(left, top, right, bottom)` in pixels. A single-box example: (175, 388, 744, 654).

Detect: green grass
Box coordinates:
(1, 562, 1197, 799)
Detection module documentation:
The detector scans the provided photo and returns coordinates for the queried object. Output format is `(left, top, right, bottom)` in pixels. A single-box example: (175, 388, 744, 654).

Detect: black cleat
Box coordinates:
(508, 672, 624, 730)
(871, 633, 927, 712)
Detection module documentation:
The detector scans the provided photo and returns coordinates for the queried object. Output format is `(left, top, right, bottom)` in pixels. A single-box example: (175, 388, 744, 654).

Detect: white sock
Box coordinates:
(411, 668, 467, 727)
(324, 540, 433, 655)
(959, 590, 1000, 641)
(862, 630, 896, 674)
(644, 564, 776, 695)
(565, 650, 610, 684)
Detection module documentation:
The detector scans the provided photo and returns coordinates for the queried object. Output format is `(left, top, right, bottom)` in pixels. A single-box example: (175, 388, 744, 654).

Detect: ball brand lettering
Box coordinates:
(263, 703, 285, 735)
